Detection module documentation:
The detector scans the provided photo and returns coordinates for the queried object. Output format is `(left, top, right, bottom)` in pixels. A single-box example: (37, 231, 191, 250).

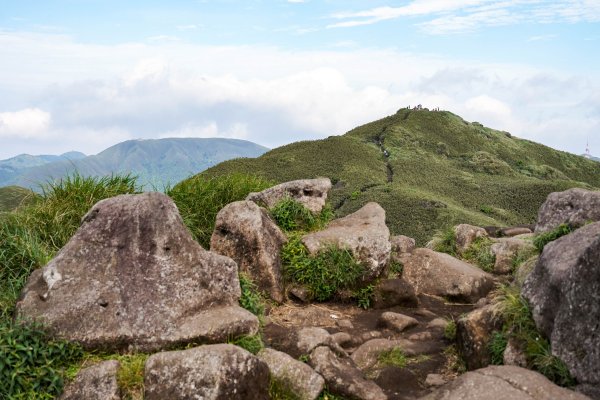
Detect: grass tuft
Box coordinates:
(462, 237, 496, 272)
(238, 273, 265, 318)
(229, 334, 264, 355)
(532, 224, 573, 252)
(430, 227, 458, 256)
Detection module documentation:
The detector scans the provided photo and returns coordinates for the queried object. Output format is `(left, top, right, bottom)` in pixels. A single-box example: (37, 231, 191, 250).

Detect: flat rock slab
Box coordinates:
(399, 248, 496, 303)
(246, 178, 331, 213)
(418, 365, 590, 400)
(16, 193, 258, 351)
(523, 222, 600, 388)
(144, 344, 270, 400)
(60, 360, 121, 400)
(302, 202, 391, 280)
(258, 348, 324, 400)
(211, 200, 287, 303)
(310, 346, 388, 400)
(535, 188, 600, 233)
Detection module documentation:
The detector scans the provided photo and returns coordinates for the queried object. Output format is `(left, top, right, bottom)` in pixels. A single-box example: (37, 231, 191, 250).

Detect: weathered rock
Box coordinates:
(258, 348, 324, 400)
(390, 235, 416, 255)
(60, 360, 121, 400)
(418, 365, 590, 400)
(144, 344, 270, 400)
(337, 319, 354, 330)
(426, 318, 448, 330)
(456, 304, 502, 370)
(287, 284, 311, 303)
(490, 238, 535, 275)
(501, 226, 533, 237)
(535, 188, 600, 233)
(503, 337, 527, 367)
(310, 346, 388, 400)
(378, 312, 419, 333)
(350, 338, 428, 371)
(331, 332, 353, 348)
(296, 327, 347, 356)
(302, 202, 391, 280)
(211, 200, 287, 303)
(514, 254, 538, 287)
(399, 249, 496, 303)
(425, 374, 447, 387)
(455, 224, 488, 254)
(522, 222, 600, 388)
(246, 178, 332, 213)
(16, 193, 258, 351)
(373, 279, 419, 309)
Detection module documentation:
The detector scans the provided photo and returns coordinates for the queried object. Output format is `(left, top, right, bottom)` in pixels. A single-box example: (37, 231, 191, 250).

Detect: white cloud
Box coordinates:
(0, 108, 51, 138)
(0, 30, 598, 159)
(328, 0, 600, 33)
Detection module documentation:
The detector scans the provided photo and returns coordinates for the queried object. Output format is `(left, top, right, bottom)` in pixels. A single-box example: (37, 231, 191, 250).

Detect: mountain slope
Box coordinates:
(0, 152, 86, 186)
(0, 186, 37, 212)
(195, 108, 600, 245)
(11, 138, 268, 190)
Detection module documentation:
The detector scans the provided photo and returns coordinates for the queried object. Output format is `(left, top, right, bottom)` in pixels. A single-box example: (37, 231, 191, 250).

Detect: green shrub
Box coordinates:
(229, 334, 264, 355)
(0, 320, 83, 399)
(239, 273, 265, 318)
(462, 237, 495, 272)
(444, 319, 457, 341)
(168, 173, 272, 247)
(269, 197, 332, 232)
(430, 227, 458, 256)
(281, 234, 365, 302)
(533, 224, 573, 252)
(488, 331, 508, 365)
(377, 347, 408, 368)
(353, 285, 374, 309)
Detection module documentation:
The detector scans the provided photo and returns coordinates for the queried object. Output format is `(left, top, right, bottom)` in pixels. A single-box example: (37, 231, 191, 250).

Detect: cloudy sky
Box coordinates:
(1, 0, 599, 159)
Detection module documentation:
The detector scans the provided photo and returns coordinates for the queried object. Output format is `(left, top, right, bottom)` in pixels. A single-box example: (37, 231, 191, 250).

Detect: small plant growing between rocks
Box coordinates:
(281, 234, 366, 303)
(462, 237, 495, 272)
(353, 284, 375, 309)
(378, 347, 408, 368)
(430, 227, 458, 257)
(444, 319, 457, 341)
(488, 331, 508, 365)
(228, 334, 264, 355)
(386, 260, 404, 278)
(269, 377, 301, 400)
(491, 285, 575, 386)
(238, 273, 265, 318)
(532, 224, 573, 252)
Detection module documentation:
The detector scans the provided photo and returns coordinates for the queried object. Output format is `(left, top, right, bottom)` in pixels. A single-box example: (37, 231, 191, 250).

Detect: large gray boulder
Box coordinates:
(257, 348, 324, 400)
(302, 202, 391, 280)
(398, 248, 496, 303)
(144, 344, 270, 400)
(418, 365, 590, 400)
(522, 222, 600, 390)
(211, 200, 287, 303)
(60, 360, 121, 400)
(535, 188, 600, 233)
(309, 346, 387, 400)
(246, 178, 332, 213)
(16, 193, 258, 351)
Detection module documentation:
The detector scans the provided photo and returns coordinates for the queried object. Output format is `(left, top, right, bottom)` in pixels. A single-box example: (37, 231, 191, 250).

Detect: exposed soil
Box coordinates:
(264, 294, 474, 399)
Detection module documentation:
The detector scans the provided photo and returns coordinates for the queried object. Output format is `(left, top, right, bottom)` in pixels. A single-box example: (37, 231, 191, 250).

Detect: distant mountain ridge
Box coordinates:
(1, 138, 268, 190)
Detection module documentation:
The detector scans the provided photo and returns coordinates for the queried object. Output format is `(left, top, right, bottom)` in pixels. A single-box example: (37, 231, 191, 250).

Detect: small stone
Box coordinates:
(407, 332, 434, 341)
(378, 312, 419, 333)
(331, 332, 353, 347)
(60, 360, 121, 400)
(336, 319, 354, 330)
(425, 373, 447, 387)
(426, 318, 448, 330)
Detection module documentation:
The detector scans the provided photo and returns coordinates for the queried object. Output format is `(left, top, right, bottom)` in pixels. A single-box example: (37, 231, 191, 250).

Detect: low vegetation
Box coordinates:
(0, 185, 37, 212)
(532, 224, 573, 252)
(167, 173, 272, 247)
(491, 285, 574, 386)
(461, 237, 495, 272)
(270, 197, 332, 232)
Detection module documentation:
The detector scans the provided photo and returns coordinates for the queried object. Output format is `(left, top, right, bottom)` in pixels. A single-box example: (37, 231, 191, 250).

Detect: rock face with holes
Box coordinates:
(60, 360, 121, 400)
(535, 188, 600, 233)
(302, 202, 391, 280)
(398, 249, 496, 303)
(211, 200, 287, 303)
(16, 193, 258, 351)
(246, 178, 332, 213)
(522, 222, 600, 392)
(418, 365, 590, 400)
(144, 344, 270, 400)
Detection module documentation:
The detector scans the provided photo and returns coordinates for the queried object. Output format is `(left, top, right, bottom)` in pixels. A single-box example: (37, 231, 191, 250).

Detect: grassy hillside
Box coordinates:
(196, 109, 600, 245)
(0, 186, 37, 212)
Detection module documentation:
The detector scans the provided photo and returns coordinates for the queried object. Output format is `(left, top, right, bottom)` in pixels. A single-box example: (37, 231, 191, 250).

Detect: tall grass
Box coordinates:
(167, 173, 272, 248)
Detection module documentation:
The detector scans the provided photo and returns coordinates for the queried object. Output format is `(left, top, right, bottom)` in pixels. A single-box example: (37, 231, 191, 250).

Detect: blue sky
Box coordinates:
(1, 0, 599, 159)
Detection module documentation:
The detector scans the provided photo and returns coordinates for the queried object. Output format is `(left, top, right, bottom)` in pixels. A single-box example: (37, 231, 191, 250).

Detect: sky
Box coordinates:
(1, 0, 599, 159)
